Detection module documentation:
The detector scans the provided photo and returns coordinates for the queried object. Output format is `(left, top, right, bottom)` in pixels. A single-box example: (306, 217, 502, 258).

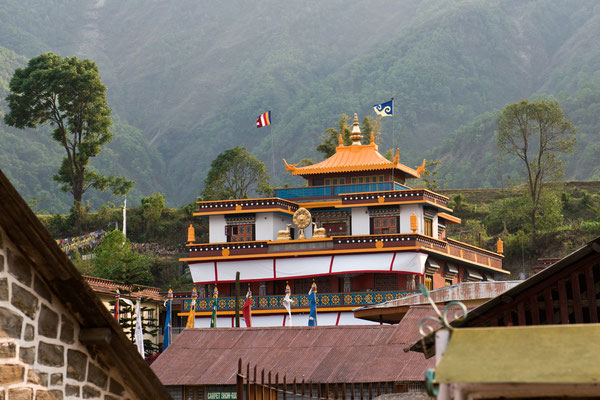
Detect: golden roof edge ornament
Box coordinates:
(415, 159, 426, 177)
(282, 158, 298, 172)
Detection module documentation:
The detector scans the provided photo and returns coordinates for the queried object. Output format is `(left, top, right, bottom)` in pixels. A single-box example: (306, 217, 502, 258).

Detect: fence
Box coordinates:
(236, 359, 395, 400)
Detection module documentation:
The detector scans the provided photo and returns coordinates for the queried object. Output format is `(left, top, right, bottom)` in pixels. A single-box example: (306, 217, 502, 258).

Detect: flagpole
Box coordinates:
(390, 97, 395, 191)
(270, 116, 275, 179)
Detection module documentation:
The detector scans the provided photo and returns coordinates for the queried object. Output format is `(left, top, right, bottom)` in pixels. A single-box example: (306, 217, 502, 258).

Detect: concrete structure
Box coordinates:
(0, 169, 170, 399)
(181, 113, 508, 326)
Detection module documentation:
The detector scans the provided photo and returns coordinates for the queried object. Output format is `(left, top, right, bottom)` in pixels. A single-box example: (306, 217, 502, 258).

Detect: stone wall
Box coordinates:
(0, 227, 138, 399)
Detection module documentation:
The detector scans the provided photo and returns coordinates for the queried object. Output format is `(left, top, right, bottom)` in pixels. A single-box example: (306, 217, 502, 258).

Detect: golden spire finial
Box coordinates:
(350, 113, 363, 145)
(370, 130, 375, 145)
(338, 133, 343, 146)
(394, 148, 399, 165)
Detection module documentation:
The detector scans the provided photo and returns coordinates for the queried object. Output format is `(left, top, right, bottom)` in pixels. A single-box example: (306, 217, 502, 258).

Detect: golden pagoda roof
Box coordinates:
(283, 113, 422, 178)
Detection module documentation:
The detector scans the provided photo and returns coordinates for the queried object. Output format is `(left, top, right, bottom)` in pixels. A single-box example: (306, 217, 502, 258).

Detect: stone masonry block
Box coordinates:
(87, 362, 108, 390)
(60, 316, 74, 344)
(11, 283, 39, 319)
(19, 346, 35, 365)
(0, 278, 7, 301)
(38, 304, 59, 338)
(8, 388, 33, 400)
(24, 324, 34, 341)
(82, 385, 101, 399)
(65, 385, 80, 397)
(0, 342, 16, 358)
(33, 275, 52, 303)
(37, 341, 64, 367)
(67, 349, 87, 381)
(0, 364, 24, 384)
(7, 248, 32, 286)
(27, 369, 48, 386)
(0, 306, 23, 338)
(35, 390, 62, 400)
(50, 373, 63, 386)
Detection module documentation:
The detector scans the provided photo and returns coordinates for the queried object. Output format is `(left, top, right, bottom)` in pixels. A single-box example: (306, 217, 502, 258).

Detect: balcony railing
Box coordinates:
(182, 290, 419, 311)
(274, 181, 409, 200)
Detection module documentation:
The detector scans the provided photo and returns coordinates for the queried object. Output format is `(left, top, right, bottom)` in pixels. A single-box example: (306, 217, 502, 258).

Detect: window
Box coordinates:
(313, 178, 324, 186)
(339, 177, 346, 184)
(444, 279, 453, 287)
(227, 224, 254, 242)
(425, 274, 433, 291)
(424, 217, 433, 237)
(185, 387, 203, 400)
(325, 178, 330, 185)
(371, 216, 398, 234)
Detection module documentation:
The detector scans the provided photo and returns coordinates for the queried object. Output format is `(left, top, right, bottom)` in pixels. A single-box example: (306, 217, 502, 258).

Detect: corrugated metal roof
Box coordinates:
(152, 325, 433, 385)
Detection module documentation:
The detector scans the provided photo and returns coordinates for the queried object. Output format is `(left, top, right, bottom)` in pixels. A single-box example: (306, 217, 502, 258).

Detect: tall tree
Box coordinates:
(141, 192, 165, 235)
(203, 146, 271, 200)
(4, 53, 133, 231)
(496, 99, 576, 236)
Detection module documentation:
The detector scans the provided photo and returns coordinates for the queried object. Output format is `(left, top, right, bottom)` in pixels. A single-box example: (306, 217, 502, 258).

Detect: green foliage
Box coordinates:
(496, 98, 576, 234)
(141, 193, 165, 235)
(92, 230, 153, 285)
(203, 146, 271, 200)
(3, 53, 133, 230)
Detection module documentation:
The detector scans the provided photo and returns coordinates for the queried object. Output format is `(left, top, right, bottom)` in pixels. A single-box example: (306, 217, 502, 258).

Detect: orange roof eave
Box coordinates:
(284, 144, 420, 178)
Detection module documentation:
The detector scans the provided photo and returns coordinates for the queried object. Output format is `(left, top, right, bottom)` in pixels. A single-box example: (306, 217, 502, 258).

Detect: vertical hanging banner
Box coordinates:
(114, 289, 120, 322)
(308, 281, 317, 327)
(282, 282, 295, 326)
(185, 287, 198, 329)
(134, 290, 145, 356)
(210, 285, 219, 328)
(163, 289, 173, 351)
(242, 287, 252, 328)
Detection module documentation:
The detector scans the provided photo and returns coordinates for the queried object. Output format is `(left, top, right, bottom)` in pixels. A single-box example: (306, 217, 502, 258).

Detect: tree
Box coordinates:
(317, 114, 383, 158)
(93, 230, 153, 285)
(203, 146, 271, 200)
(497, 99, 576, 236)
(141, 192, 165, 234)
(3, 53, 134, 232)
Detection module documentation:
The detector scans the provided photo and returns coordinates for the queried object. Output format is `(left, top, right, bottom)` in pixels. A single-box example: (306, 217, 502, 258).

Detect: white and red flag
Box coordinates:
(256, 111, 271, 128)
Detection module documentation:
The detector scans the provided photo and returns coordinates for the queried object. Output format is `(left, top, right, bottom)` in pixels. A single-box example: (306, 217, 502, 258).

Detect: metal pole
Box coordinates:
(235, 271, 241, 327)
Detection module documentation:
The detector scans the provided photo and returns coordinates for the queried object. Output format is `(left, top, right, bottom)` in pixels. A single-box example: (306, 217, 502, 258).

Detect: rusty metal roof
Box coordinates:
(152, 325, 434, 385)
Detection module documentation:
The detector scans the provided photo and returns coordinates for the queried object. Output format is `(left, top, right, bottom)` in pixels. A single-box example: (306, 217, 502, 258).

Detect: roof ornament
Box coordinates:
(282, 158, 298, 172)
(370, 130, 375, 145)
(338, 133, 343, 147)
(350, 113, 363, 145)
(415, 159, 426, 177)
(393, 148, 399, 165)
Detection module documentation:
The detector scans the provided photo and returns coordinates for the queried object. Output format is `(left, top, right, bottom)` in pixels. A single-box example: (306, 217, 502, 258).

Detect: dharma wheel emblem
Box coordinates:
(293, 207, 312, 239)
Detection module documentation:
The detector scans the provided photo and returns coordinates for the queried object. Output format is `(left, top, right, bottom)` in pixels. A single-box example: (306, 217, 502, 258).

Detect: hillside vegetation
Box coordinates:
(1, 0, 600, 211)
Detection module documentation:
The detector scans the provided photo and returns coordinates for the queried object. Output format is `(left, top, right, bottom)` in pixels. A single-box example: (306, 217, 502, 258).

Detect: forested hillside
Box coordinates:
(1, 0, 600, 211)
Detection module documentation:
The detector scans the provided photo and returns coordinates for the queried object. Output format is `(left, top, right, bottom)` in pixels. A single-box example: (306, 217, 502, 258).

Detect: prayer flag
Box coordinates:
(308, 281, 317, 327)
(114, 289, 120, 322)
(242, 288, 252, 327)
(185, 287, 197, 329)
(163, 289, 173, 351)
(282, 283, 294, 326)
(210, 285, 219, 328)
(373, 100, 393, 117)
(134, 290, 145, 356)
(256, 111, 271, 128)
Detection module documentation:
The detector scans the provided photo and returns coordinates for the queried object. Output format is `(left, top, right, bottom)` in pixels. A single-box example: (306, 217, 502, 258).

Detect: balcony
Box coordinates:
(274, 181, 409, 200)
(182, 290, 420, 312)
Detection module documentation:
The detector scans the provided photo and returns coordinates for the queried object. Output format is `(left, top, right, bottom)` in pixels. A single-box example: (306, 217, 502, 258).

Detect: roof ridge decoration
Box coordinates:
(282, 113, 421, 178)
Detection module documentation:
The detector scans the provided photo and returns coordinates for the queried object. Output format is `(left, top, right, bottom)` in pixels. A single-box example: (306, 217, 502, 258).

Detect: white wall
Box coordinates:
(399, 204, 423, 234)
(351, 207, 369, 235)
(254, 213, 273, 241)
(209, 215, 227, 243)
(273, 214, 292, 239)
